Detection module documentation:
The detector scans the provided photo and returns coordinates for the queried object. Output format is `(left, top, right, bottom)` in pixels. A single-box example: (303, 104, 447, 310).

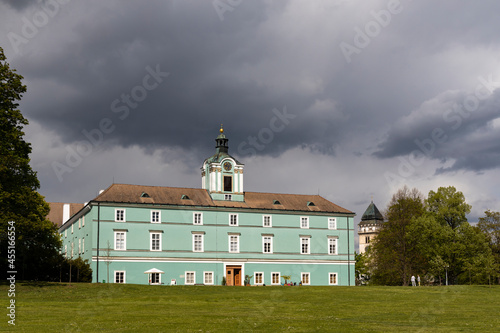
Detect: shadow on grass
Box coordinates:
(20, 281, 68, 288)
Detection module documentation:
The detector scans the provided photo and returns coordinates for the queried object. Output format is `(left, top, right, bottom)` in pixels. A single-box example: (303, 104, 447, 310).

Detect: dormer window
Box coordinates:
(141, 192, 150, 198)
(181, 194, 190, 200)
(273, 200, 281, 205)
(225, 194, 232, 201)
(307, 202, 315, 206)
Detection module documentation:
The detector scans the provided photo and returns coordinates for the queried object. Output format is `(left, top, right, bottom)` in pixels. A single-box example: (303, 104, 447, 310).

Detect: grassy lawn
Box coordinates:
(1, 282, 499, 332)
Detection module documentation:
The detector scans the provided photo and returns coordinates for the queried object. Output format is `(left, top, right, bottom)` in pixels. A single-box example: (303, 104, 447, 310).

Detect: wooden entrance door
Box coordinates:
(226, 265, 242, 286)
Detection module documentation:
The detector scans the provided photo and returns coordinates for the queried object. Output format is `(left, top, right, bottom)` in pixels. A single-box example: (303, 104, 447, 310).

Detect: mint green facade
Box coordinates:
(59, 129, 355, 286)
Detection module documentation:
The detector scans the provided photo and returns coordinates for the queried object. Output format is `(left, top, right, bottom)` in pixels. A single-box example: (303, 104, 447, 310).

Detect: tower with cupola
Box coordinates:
(201, 126, 244, 201)
(358, 200, 384, 253)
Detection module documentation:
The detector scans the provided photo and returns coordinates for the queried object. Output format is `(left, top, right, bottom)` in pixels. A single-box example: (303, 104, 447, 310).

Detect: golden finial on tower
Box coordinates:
(220, 124, 224, 133)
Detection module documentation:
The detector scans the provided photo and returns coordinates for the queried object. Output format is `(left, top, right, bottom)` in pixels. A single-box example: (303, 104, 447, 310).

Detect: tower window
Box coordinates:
(224, 176, 232, 192)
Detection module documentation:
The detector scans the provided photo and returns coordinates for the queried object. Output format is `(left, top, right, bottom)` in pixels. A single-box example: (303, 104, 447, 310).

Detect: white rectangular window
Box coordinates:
(150, 233, 161, 251)
(229, 214, 238, 226)
(254, 272, 264, 285)
(150, 272, 161, 285)
(204, 271, 214, 285)
(271, 272, 280, 285)
(193, 234, 204, 252)
(71, 224, 73, 234)
(329, 273, 338, 285)
(82, 215, 85, 227)
(115, 209, 125, 222)
(263, 215, 272, 227)
(82, 238, 85, 253)
(64, 230, 67, 238)
(301, 216, 309, 229)
(300, 237, 310, 254)
(193, 212, 203, 225)
(262, 236, 273, 253)
(71, 243, 74, 257)
(151, 210, 161, 223)
(328, 237, 338, 255)
(78, 238, 81, 254)
(64, 244, 67, 257)
(185, 271, 195, 285)
(301, 272, 310, 285)
(229, 235, 239, 253)
(114, 232, 126, 250)
(78, 218, 81, 229)
(328, 218, 337, 230)
(115, 271, 125, 283)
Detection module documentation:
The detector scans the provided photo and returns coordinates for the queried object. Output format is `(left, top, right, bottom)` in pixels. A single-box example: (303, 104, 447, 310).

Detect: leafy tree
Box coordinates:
(477, 210, 500, 251)
(60, 257, 93, 283)
(355, 251, 371, 285)
(455, 223, 496, 285)
(370, 186, 425, 285)
(426, 186, 471, 229)
(477, 210, 500, 284)
(406, 214, 452, 283)
(0, 46, 62, 280)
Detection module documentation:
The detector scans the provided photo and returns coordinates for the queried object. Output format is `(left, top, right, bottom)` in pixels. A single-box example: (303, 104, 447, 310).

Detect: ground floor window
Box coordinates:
(254, 272, 264, 285)
(329, 273, 338, 285)
(271, 272, 280, 285)
(115, 271, 125, 284)
(204, 271, 213, 285)
(185, 271, 195, 285)
(301, 272, 310, 285)
(151, 272, 161, 285)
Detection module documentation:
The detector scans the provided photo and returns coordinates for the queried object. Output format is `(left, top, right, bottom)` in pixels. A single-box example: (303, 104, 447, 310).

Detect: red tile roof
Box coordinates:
(92, 184, 353, 214)
(47, 202, 85, 227)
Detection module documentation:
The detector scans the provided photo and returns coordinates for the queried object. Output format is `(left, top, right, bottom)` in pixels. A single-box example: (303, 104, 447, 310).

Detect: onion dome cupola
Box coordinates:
(201, 125, 244, 202)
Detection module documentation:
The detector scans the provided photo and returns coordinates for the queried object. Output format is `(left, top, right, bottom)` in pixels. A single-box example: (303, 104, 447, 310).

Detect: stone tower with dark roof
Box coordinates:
(358, 200, 384, 253)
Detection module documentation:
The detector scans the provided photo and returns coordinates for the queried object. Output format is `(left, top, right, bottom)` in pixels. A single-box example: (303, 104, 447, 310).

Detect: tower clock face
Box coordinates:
(223, 162, 232, 171)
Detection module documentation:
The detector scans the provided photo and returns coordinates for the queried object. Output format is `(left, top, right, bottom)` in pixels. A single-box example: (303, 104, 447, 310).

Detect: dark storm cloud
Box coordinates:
(5, 0, 500, 172)
(0, 0, 36, 11)
(374, 88, 500, 173)
(12, 0, 348, 161)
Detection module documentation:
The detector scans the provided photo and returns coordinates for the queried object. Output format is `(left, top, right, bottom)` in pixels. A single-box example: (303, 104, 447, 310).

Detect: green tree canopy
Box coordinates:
(368, 185, 497, 286)
(370, 186, 425, 286)
(0, 46, 62, 280)
(426, 186, 471, 229)
(477, 210, 500, 284)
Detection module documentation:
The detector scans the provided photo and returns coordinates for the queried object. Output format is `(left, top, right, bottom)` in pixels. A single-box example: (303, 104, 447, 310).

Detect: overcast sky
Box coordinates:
(2, 0, 500, 244)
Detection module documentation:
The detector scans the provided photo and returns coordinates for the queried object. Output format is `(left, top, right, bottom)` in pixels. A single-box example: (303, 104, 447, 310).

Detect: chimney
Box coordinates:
(62, 203, 70, 224)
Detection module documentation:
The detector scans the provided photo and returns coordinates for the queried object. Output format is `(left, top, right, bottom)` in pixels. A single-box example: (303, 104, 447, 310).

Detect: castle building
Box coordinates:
(58, 127, 355, 286)
(357, 201, 384, 253)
